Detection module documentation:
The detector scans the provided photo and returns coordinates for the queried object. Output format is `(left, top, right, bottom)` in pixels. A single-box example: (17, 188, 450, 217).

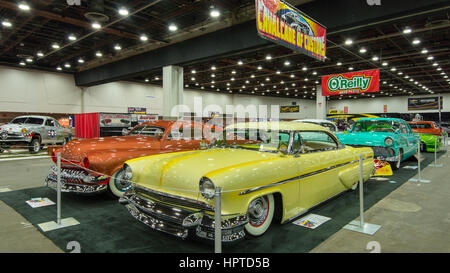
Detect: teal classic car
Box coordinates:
(417, 133, 441, 152)
(336, 118, 420, 169)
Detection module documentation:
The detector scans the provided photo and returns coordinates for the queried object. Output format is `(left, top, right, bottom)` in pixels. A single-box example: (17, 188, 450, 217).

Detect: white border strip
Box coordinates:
(0, 156, 50, 162)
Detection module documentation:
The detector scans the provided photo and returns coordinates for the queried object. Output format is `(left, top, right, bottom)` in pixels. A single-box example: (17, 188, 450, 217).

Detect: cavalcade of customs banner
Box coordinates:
(256, 0, 327, 61)
(408, 97, 443, 111)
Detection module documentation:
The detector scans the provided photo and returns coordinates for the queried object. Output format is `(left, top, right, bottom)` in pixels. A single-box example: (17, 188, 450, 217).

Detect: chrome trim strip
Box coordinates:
(239, 156, 373, 195)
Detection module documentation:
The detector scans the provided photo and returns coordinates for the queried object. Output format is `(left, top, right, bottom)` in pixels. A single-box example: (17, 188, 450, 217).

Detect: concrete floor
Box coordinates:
(0, 146, 449, 253)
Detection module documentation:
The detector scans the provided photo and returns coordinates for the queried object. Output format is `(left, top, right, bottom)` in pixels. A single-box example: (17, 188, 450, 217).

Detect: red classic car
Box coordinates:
(407, 121, 443, 136)
(45, 120, 221, 197)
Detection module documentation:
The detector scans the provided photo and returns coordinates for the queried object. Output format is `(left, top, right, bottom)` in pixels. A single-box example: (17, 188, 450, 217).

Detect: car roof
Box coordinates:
(355, 117, 405, 122)
(225, 121, 328, 131)
(407, 121, 434, 124)
(14, 115, 52, 120)
(293, 119, 335, 124)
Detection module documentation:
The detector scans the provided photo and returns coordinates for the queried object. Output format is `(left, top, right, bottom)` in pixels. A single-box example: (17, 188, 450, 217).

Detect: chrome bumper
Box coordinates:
(45, 165, 109, 194)
(46, 175, 108, 193)
(120, 191, 247, 242)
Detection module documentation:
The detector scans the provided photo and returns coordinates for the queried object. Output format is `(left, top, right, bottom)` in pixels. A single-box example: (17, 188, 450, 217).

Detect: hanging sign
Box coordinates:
(321, 69, 380, 96)
(280, 105, 300, 113)
(408, 97, 443, 111)
(256, 0, 327, 61)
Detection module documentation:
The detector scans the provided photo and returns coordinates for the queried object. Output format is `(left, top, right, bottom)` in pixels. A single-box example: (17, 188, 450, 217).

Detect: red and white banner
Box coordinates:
(321, 69, 380, 96)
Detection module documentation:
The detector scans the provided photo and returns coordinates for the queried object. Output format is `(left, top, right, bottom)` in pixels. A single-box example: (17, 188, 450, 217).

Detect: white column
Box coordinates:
(163, 65, 184, 118)
(316, 85, 326, 119)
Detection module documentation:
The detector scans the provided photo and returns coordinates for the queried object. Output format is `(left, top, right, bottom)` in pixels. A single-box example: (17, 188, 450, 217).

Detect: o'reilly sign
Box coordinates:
(321, 69, 380, 96)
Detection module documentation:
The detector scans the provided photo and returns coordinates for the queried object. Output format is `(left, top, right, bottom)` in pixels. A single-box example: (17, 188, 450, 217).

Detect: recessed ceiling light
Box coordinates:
(390, 67, 397, 71)
(427, 56, 434, 60)
(210, 9, 220, 18)
(144, 78, 149, 82)
(2, 20, 12, 27)
(168, 24, 178, 31)
(95, 51, 103, 57)
(36, 51, 44, 57)
(284, 60, 290, 66)
(359, 47, 367, 54)
(421, 49, 428, 54)
(265, 55, 272, 60)
(91, 22, 101, 29)
(372, 56, 379, 61)
(276, 70, 281, 74)
(155, 76, 159, 80)
(432, 62, 438, 66)
(312, 71, 317, 75)
(211, 73, 215, 77)
(140, 34, 148, 41)
(18, 2, 30, 11)
(302, 66, 308, 71)
(382, 61, 388, 66)
(51, 43, 60, 49)
(19, 61, 26, 66)
(64, 63, 71, 68)
(231, 70, 236, 74)
(68, 34, 77, 41)
(211, 66, 216, 70)
(56, 66, 62, 71)
(25, 58, 33, 63)
(290, 74, 295, 78)
(344, 38, 353, 45)
(237, 60, 243, 65)
(412, 38, 421, 45)
(251, 74, 255, 78)
(78, 58, 84, 63)
(336, 62, 342, 66)
(257, 65, 262, 70)
(403, 27, 412, 34)
(114, 44, 122, 51)
(348, 67, 354, 71)
(118, 7, 129, 16)
(191, 69, 196, 74)
(191, 77, 195, 81)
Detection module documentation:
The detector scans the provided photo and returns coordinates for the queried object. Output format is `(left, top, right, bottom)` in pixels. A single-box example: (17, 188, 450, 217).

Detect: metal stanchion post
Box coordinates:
(57, 152, 62, 225)
(343, 154, 381, 235)
(214, 187, 222, 254)
(37, 153, 80, 232)
(409, 141, 431, 183)
(430, 137, 443, 167)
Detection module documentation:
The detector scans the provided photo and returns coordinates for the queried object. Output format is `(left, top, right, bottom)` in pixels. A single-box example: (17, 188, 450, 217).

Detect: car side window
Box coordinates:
(399, 122, 407, 134)
(45, 119, 55, 127)
(297, 131, 338, 153)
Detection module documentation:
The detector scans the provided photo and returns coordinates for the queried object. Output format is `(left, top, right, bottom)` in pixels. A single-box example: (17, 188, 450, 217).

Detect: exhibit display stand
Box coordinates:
(343, 154, 381, 235)
(408, 142, 431, 183)
(214, 187, 222, 254)
(429, 137, 443, 168)
(37, 152, 80, 232)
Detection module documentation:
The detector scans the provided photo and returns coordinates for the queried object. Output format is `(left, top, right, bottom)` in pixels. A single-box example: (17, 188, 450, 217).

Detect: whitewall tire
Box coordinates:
(107, 168, 133, 198)
(244, 194, 275, 237)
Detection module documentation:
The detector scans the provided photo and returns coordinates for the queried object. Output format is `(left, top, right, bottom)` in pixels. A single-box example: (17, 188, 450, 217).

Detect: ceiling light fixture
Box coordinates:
(2, 20, 12, 27)
(403, 27, 412, 34)
(36, 52, 44, 57)
(359, 47, 367, 54)
(140, 34, 148, 41)
(114, 44, 122, 51)
(210, 9, 221, 18)
(344, 38, 353, 45)
(95, 51, 103, 57)
(412, 38, 421, 45)
(421, 48, 428, 54)
(18, 2, 30, 11)
(91, 22, 101, 29)
(118, 7, 129, 16)
(51, 43, 60, 49)
(168, 24, 178, 31)
(68, 34, 77, 41)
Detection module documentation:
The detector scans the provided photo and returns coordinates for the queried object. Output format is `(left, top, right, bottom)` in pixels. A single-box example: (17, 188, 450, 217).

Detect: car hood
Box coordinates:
(127, 147, 282, 201)
(0, 123, 40, 132)
(61, 135, 161, 163)
(336, 132, 393, 146)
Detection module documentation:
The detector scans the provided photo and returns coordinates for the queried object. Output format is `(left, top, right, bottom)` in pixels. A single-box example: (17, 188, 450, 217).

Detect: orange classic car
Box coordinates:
(407, 121, 444, 136)
(45, 120, 221, 197)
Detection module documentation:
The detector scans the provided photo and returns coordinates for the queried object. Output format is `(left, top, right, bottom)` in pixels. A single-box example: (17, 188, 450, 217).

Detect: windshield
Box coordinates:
(129, 125, 165, 137)
(409, 123, 432, 129)
(213, 128, 289, 154)
(11, 117, 44, 125)
(352, 120, 400, 133)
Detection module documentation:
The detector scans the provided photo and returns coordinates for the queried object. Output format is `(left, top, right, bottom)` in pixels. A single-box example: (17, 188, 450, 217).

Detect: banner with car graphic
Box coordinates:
(321, 69, 380, 96)
(256, 0, 327, 61)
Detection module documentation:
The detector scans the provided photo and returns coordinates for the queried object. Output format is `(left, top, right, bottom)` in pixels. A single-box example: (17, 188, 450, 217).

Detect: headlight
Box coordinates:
(123, 164, 133, 180)
(21, 128, 27, 134)
(199, 177, 215, 200)
(384, 137, 394, 146)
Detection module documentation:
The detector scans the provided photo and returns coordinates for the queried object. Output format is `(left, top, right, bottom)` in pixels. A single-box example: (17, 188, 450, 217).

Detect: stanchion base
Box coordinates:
(38, 217, 80, 232)
(343, 220, 381, 235)
(408, 178, 431, 183)
(429, 164, 443, 167)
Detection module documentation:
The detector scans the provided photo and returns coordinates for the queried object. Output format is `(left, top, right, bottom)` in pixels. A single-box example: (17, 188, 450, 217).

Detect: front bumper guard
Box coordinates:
(119, 192, 247, 242)
(45, 174, 108, 194)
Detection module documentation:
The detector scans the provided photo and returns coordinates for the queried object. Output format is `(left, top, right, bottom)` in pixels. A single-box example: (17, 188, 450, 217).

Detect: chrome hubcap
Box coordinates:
(114, 170, 132, 192)
(248, 197, 269, 226)
(33, 141, 40, 152)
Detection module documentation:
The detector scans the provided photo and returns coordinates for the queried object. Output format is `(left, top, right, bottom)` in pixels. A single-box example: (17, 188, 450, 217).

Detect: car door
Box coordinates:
(403, 121, 419, 156)
(43, 118, 58, 144)
(294, 130, 355, 212)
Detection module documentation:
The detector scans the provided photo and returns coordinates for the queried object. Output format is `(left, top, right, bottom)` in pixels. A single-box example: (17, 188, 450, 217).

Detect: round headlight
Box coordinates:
(199, 177, 215, 200)
(384, 137, 394, 146)
(123, 164, 133, 180)
(21, 128, 27, 134)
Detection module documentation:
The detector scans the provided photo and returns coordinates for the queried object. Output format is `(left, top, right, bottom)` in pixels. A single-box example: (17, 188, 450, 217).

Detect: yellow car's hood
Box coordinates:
(127, 147, 281, 200)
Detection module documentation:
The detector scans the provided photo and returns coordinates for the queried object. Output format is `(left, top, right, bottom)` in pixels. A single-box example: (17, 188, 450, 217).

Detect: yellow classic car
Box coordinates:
(119, 121, 374, 242)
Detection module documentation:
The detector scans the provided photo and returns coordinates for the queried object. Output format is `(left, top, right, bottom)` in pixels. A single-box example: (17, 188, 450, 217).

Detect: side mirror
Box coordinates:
(122, 128, 129, 136)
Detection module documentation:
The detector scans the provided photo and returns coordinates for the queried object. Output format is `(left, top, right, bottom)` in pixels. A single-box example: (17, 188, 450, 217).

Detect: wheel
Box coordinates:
(29, 138, 41, 153)
(244, 194, 275, 237)
(392, 149, 403, 170)
(107, 168, 133, 198)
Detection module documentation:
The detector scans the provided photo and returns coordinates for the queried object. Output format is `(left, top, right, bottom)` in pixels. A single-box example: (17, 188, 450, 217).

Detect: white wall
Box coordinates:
(328, 94, 450, 114)
(0, 66, 316, 119)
